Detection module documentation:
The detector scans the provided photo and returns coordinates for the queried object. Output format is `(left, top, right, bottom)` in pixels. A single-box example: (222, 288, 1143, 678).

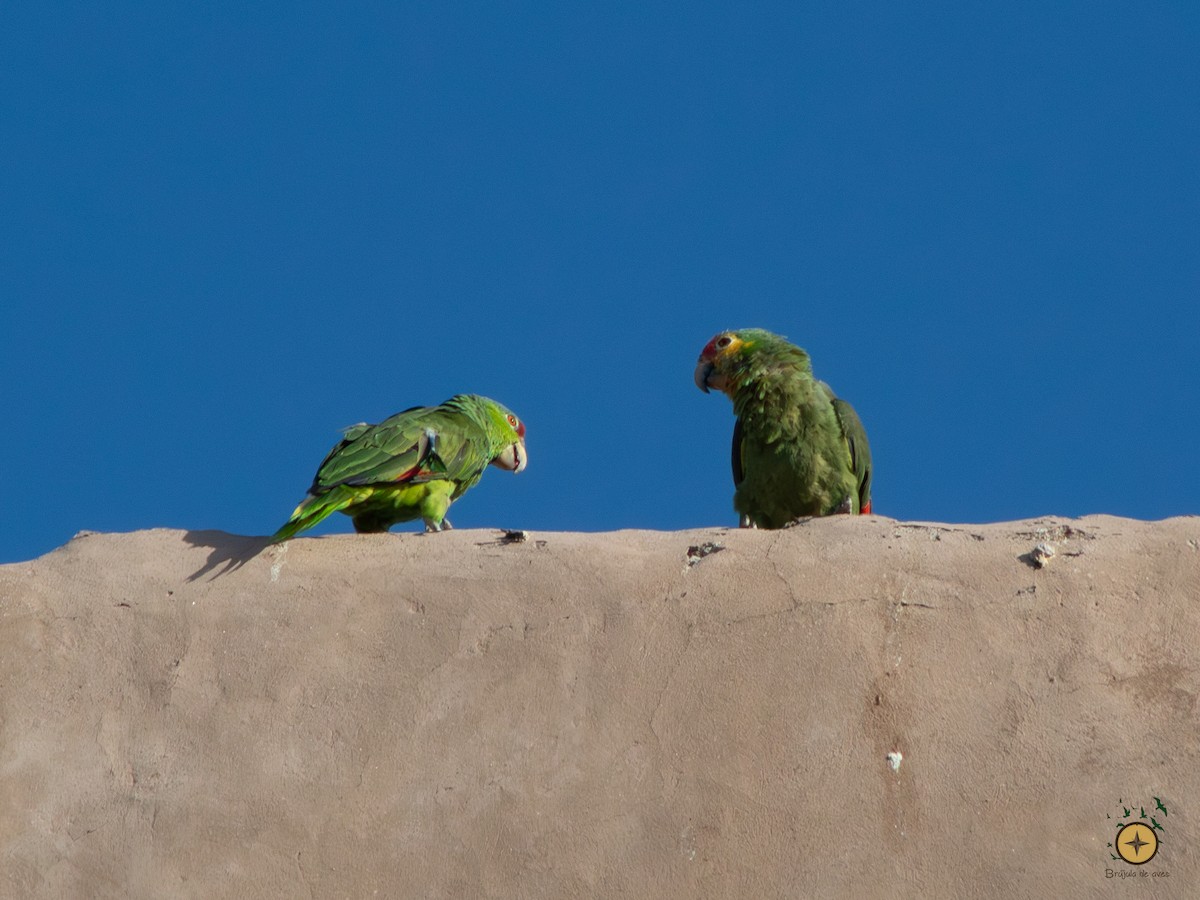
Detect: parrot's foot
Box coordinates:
(423, 518, 454, 533)
(831, 496, 855, 515)
(739, 515, 757, 529)
(782, 516, 816, 529)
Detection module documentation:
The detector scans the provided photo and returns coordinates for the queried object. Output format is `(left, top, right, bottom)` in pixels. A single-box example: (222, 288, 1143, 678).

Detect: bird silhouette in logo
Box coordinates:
(1150, 817, 1165, 832)
(1122, 805, 1132, 818)
(1139, 806, 1147, 818)
(1110, 853, 1120, 861)
(1154, 796, 1168, 816)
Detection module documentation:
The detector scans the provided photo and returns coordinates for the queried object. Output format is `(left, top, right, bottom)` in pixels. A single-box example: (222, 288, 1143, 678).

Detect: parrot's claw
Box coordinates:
(782, 516, 818, 529)
(739, 515, 757, 529)
(423, 518, 453, 533)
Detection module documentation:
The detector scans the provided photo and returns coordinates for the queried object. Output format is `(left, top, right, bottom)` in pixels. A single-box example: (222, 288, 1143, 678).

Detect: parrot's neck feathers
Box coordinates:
(727, 340, 814, 417)
(732, 374, 818, 421)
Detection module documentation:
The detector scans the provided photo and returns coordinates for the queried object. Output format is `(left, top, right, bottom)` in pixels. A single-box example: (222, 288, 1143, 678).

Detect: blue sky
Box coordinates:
(3, 2, 1198, 563)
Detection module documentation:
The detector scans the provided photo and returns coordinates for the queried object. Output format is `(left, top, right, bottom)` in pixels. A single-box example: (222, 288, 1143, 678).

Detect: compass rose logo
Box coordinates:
(1114, 822, 1158, 865)
(1106, 796, 1166, 866)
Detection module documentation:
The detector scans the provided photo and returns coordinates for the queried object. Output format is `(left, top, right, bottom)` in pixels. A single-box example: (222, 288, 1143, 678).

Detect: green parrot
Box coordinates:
(272, 394, 527, 541)
(694, 328, 872, 528)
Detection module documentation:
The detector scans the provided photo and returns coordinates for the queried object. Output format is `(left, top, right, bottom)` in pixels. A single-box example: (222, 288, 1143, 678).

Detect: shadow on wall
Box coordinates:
(182, 530, 273, 582)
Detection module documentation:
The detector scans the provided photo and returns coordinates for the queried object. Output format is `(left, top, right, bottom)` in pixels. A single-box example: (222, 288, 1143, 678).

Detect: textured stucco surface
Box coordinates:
(1, 516, 1197, 898)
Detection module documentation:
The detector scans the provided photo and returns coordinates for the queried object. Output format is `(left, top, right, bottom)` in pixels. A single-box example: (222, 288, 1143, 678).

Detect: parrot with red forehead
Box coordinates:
(272, 394, 527, 541)
(694, 328, 872, 528)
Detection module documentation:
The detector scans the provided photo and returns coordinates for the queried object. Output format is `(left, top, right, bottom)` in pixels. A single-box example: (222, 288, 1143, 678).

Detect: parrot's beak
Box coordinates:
(491, 440, 527, 473)
(694, 358, 728, 394)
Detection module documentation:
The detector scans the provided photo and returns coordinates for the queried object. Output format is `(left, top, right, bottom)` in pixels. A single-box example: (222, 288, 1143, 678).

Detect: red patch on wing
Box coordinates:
(861, 501, 873, 515)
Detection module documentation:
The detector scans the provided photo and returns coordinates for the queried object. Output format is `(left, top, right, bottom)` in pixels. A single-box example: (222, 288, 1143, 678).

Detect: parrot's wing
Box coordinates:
(830, 395, 872, 512)
(312, 407, 489, 490)
(307, 413, 414, 483)
(730, 416, 746, 487)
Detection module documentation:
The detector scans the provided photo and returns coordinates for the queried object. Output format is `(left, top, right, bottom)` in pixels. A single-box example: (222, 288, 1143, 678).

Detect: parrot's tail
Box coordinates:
(271, 487, 358, 542)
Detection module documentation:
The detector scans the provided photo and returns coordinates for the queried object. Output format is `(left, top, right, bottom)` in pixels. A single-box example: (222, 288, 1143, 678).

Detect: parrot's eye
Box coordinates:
(716, 335, 732, 349)
(507, 415, 518, 427)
